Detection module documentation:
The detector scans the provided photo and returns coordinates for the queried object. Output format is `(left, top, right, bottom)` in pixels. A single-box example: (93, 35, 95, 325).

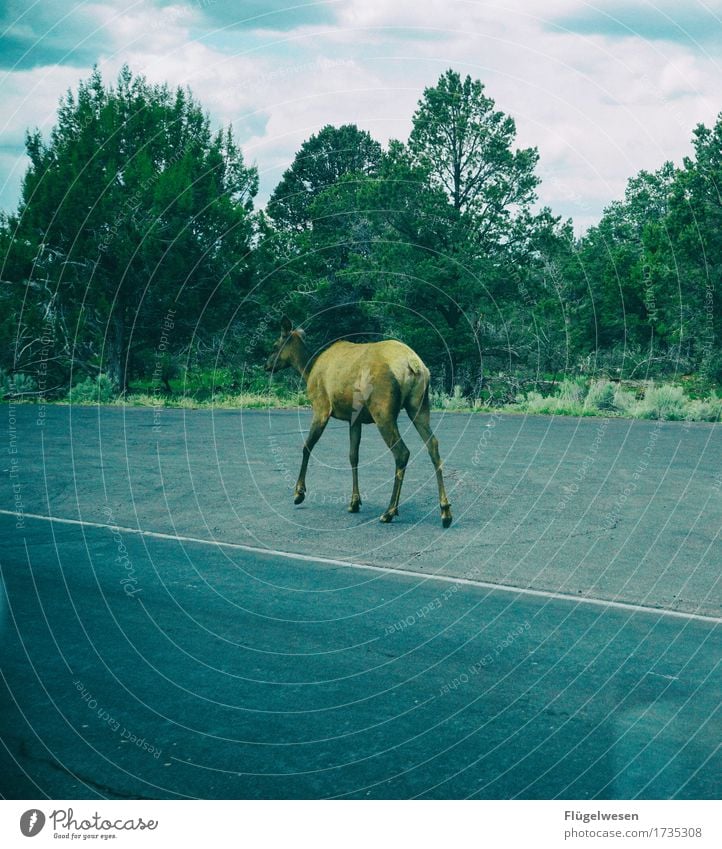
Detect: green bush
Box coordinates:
(174, 365, 300, 401)
(585, 380, 616, 412)
(515, 390, 587, 417)
(430, 385, 485, 411)
(684, 396, 722, 422)
(445, 385, 472, 411)
(701, 351, 722, 385)
(69, 373, 117, 404)
(557, 378, 587, 404)
(179, 366, 237, 397)
(517, 391, 552, 414)
(613, 386, 637, 415)
(241, 365, 274, 395)
(635, 383, 687, 420)
(1, 370, 38, 397)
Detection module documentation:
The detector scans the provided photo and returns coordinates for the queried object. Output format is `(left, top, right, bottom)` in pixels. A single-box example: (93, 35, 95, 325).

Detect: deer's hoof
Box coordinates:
(294, 490, 305, 505)
(441, 505, 452, 528)
(348, 499, 361, 513)
(380, 509, 398, 523)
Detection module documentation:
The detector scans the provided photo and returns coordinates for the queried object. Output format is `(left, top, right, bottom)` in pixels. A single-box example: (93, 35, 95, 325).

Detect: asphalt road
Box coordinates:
(0, 403, 720, 799)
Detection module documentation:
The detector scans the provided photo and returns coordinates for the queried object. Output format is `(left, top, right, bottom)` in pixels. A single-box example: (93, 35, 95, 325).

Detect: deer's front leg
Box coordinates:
(294, 412, 329, 504)
(348, 419, 362, 512)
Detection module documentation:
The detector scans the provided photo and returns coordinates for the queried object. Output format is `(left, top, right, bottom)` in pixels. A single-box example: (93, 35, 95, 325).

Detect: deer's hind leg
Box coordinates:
(406, 396, 452, 528)
(374, 415, 410, 524)
(294, 409, 329, 504)
(348, 419, 362, 512)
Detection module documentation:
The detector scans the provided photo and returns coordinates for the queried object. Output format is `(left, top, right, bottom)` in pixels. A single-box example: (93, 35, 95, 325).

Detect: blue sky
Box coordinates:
(1, 0, 721, 230)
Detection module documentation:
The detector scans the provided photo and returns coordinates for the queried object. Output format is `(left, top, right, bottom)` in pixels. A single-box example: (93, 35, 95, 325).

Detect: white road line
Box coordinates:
(2, 508, 720, 625)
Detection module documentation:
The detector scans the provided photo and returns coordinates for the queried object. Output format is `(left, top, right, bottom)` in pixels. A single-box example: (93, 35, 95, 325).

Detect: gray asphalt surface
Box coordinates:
(0, 403, 720, 799)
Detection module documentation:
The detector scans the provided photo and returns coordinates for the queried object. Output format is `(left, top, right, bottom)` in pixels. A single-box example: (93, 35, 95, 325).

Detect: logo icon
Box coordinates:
(20, 810, 45, 837)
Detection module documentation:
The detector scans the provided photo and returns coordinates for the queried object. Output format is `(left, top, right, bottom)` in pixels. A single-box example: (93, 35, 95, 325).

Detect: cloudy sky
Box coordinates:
(1, 0, 721, 230)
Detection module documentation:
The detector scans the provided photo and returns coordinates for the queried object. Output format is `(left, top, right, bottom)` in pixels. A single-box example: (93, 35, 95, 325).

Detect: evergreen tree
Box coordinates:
(267, 124, 382, 232)
(4, 65, 257, 391)
(409, 69, 540, 253)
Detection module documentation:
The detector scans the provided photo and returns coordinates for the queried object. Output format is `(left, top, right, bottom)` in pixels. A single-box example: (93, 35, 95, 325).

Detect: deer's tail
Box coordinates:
(406, 354, 423, 375)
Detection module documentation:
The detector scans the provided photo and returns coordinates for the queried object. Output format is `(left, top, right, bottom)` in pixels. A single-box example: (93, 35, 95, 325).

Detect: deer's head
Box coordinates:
(264, 316, 307, 372)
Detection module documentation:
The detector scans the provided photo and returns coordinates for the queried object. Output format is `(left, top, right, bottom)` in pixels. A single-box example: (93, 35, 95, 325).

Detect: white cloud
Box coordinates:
(0, 0, 720, 231)
(1, 65, 74, 133)
(0, 67, 74, 217)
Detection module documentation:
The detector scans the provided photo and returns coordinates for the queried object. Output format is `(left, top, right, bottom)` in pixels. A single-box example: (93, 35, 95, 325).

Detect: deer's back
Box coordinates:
(309, 340, 429, 421)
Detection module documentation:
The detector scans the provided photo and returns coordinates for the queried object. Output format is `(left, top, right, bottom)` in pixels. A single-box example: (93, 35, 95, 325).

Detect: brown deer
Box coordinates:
(265, 317, 452, 527)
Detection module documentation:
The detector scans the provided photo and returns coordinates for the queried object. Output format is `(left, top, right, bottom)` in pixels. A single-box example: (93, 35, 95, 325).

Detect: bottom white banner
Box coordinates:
(2, 800, 719, 848)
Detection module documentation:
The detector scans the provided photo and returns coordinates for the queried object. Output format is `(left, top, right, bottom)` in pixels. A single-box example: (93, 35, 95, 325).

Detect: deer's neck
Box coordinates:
(290, 342, 315, 383)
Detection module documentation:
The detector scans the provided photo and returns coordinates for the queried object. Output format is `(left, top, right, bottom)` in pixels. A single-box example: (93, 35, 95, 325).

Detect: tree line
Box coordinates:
(1, 65, 720, 402)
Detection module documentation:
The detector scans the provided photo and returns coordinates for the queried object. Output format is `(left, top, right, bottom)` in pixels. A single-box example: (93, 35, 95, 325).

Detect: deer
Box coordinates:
(264, 316, 452, 527)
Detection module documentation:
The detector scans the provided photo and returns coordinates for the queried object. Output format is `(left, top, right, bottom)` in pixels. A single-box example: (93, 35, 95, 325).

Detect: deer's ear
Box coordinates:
(281, 316, 292, 335)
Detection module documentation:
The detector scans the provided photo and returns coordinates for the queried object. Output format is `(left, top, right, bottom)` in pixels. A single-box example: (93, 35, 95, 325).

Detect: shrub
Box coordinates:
(516, 380, 720, 421)
(701, 351, 722, 385)
(519, 391, 555, 414)
(585, 380, 616, 412)
(445, 385, 472, 411)
(179, 366, 238, 398)
(635, 383, 687, 420)
(557, 378, 587, 404)
(69, 373, 117, 404)
(241, 365, 273, 395)
(684, 396, 722, 422)
(613, 385, 637, 415)
(515, 390, 586, 417)
(1, 370, 38, 397)
(429, 385, 475, 411)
